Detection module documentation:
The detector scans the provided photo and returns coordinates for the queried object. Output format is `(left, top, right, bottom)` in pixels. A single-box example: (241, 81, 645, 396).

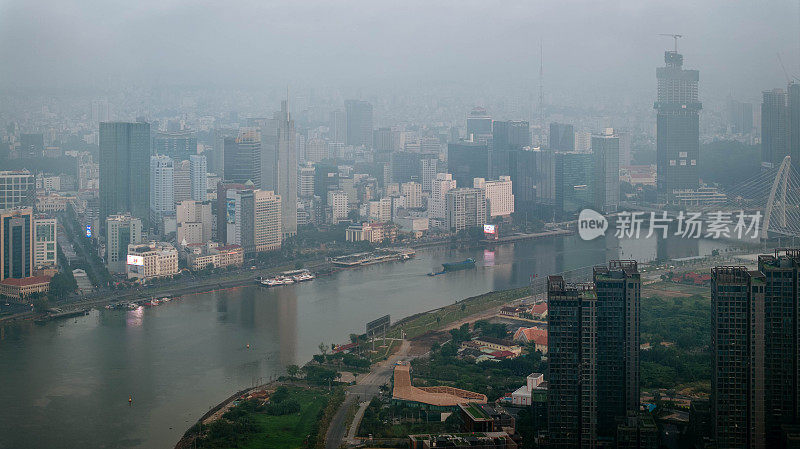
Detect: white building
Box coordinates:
(176, 200, 213, 245)
(474, 176, 514, 218)
(0, 170, 35, 210)
(368, 197, 392, 222)
(254, 190, 282, 251)
(150, 155, 175, 224)
(429, 173, 456, 226)
(298, 164, 315, 199)
(189, 154, 208, 201)
(401, 182, 422, 209)
(126, 241, 179, 281)
(511, 373, 547, 407)
(106, 214, 143, 273)
(305, 138, 328, 163)
(445, 187, 486, 232)
(173, 159, 192, 203)
(33, 216, 57, 268)
(77, 153, 99, 190)
(328, 190, 349, 224)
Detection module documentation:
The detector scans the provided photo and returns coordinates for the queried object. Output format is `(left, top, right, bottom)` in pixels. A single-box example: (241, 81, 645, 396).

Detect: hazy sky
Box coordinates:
(1, 0, 798, 101)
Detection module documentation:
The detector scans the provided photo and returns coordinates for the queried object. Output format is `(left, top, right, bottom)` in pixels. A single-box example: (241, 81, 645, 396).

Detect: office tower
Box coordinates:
(430, 173, 456, 226)
(593, 261, 641, 438)
(789, 83, 800, 169)
(401, 182, 422, 209)
(727, 98, 755, 135)
(19, 133, 44, 158)
(211, 128, 235, 177)
(0, 170, 35, 209)
(275, 101, 297, 239)
(466, 107, 492, 144)
(592, 129, 620, 213)
(507, 148, 538, 216)
(390, 152, 422, 184)
(149, 155, 175, 227)
(223, 128, 261, 188)
(327, 190, 348, 224)
(373, 127, 392, 161)
(314, 162, 339, 200)
(305, 138, 328, 163)
(419, 154, 439, 191)
(474, 176, 514, 218)
(254, 117, 278, 190)
(92, 99, 109, 123)
(189, 155, 207, 201)
(711, 266, 765, 449)
(575, 131, 592, 152)
(492, 120, 530, 178)
(547, 276, 597, 449)
(105, 214, 143, 273)
(298, 164, 315, 199)
(215, 181, 250, 244)
(330, 110, 346, 144)
(549, 123, 575, 151)
(254, 190, 282, 252)
(445, 187, 486, 232)
(225, 188, 255, 253)
(762, 89, 789, 169)
(172, 160, 191, 203)
(345, 100, 373, 147)
(655, 49, 701, 199)
(0, 208, 33, 281)
(33, 216, 57, 269)
(153, 131, 197, 160)
(99, 122, 151, 231)
(448, 142, 489, 189)
(176, 200, 212, 245)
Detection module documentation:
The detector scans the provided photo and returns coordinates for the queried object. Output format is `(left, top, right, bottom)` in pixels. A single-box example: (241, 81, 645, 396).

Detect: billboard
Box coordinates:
(85, 225, 92, 238)
(226, 198, 236, 224)
(483, 224, 496, 235)
(127, 255, 144, 266)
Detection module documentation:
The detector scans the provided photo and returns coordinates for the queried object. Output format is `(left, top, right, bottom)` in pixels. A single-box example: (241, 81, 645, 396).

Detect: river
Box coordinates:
(0, 233, 734, 449)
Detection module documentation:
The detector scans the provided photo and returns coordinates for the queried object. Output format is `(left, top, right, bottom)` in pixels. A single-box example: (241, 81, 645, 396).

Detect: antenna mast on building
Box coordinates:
(658, 34, 683, 53)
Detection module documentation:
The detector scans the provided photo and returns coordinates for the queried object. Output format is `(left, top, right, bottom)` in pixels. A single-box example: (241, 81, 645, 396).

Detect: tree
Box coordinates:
(286, 364, 300, 379)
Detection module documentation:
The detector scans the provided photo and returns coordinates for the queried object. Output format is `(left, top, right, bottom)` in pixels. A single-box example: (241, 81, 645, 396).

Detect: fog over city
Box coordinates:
(1, 0, 798, 102)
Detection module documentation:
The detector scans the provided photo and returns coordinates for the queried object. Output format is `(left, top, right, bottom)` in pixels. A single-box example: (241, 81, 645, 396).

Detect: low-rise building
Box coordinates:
(345, 222, 397, 243)
(513, 326, 548, 353)
(184, 242, 244, 270)
(511, 373, 548, 407)
(0, 275, 51, 300)
(408, 433, 517, 449)
(458, 403, 516, 433)
(468, 337, 522, 357)
(125, 242, 179, 281)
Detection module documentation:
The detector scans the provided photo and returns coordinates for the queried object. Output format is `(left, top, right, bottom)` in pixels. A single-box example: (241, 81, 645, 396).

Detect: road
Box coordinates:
(325, 340, 411, 449)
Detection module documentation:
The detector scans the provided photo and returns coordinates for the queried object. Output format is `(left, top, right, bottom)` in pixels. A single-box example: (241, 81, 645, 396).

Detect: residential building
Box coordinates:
(125, 242, 179, 281)
(419, 155, 439, 191)
(448, 142, 489, 189)
(105, 214, 143, 273)
(253, 190, 281, 252)
(99, 121, 151, 230)
(401, 182, 422, 209)
(445, 188, 486, 232)
(0, 170, 35, 210)
(592, 129, 620, 213)
(345, 100, 373, 147)
(655, 49, 701, 199)
(149, 155, 175, 226)
(33, 216, 57, 269)
(189, 154, 208, 201)
(474, 176, 514, 218)
(328, 190, 349, 224)
(0, 208, 34, 281)
(297, 164, 315, 199)
(429, 173, 456, 226)
(368, 197, 392, 222)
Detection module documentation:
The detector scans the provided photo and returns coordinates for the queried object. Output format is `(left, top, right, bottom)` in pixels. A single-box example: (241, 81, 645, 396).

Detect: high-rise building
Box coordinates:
(253, 117, 278, 190)
(549, 123, 575, 151)
(345, 100, 373, 147)
(466, 107, 492, 144)
(727, 98, 755, 135)
(492, 120, 530, 178)
(153, 131, 197, 161)
(0, 208, 34, 281)
(419, 154, 439, 192)
(105, 214, 143, 273)
(762, 89, 789, 170)
(507, 148, 538, 216)
(0, 170, 35, 210)
(275, 101, 297, 239)
(616, 130, 632, 167)
(176, 200, 212, 245)
(788, 83, 800, 170)
(99, 122, 151, 230)
(474, 176, 514, 218)
(33, 216, 57, 269)
(447, 142, 489, 189)
(655, 49, 701, 199)
(253, 190, 281, 252)
(223, 128, 261, 188)
(149, 155, 175, 226)
(298, 164, 315, 199)
(373, 127, 392, 161)
(547, 276, 597, 449)
(330, 110, 346, 145)
(430, 173, 456, 226)
(401, 182, 422, 209)
(592, 129, 620, 213)
(189, 155, 208, 201)
(225, 188, 255, 253)
(215, 181, 249, 244)
(390, 152, 423, 184)
(305, 138, 328, 163)
(19, 133, 44, 158)
(445, 187, 486, 232)
(327, 190, 349, 224)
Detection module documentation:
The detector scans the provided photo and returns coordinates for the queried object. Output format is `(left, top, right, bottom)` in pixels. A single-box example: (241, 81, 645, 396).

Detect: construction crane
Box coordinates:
(658, 34, 683, 53)
(777, 52, 800, 83)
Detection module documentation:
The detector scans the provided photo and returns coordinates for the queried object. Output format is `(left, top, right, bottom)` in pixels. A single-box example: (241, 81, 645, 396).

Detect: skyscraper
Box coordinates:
(149, 155, 175, 227)
(447, 142, 489, 189)
(330, 110, 346, 145)
(592, 129, 620, 213)
(655, 49, 701, 199)
(173, 159, 192, 203)
(99, 122, 151, 231)
(189, 154, 208, 201)
(253, 190, 282, 252)
(153, 131, 197, 160)
(549, 123, 575, 151)
(788, 83, 800, 169)
(275, 100, 297, 238)
(466, 107, 492, 144)
(19, 133, 44, 158)
(345, 100, 373, 147)
(761, 89, 788, 169)
(0, 170, 35, 210)
(223, 128, 261, 188)
(445, 187, 486, 232)
(492, 120, 530, 178)
(105, 214, 143, 273)
(0, 208, 33, 281)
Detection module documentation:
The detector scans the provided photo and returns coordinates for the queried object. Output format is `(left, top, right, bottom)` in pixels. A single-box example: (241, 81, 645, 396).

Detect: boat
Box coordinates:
(441, 258, 476, 272)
